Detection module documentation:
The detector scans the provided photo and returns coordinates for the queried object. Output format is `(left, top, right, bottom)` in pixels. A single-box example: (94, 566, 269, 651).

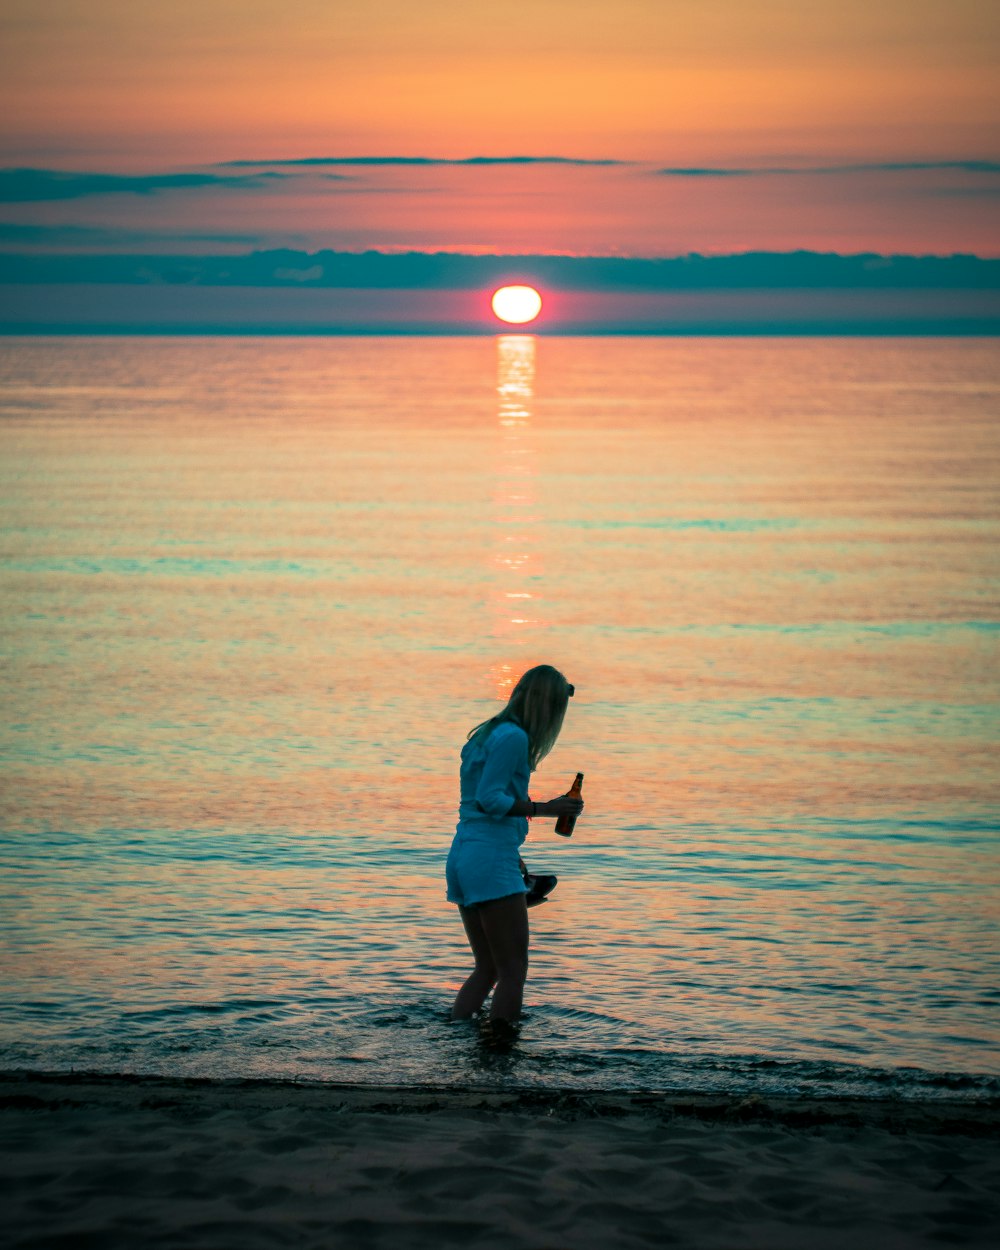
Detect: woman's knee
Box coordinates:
(474, 960, 498, 983)
(495, 954, 528, 983)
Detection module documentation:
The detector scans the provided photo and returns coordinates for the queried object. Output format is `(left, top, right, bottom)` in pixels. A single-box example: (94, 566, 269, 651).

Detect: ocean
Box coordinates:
(1, 334, 997, 1101)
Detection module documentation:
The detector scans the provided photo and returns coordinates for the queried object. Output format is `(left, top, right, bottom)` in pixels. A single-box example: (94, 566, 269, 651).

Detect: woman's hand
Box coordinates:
(537, 795, 584, 818)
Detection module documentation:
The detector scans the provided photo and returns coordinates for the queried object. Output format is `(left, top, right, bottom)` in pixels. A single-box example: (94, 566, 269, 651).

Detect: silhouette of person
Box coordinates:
(447, 665, 583, 1027)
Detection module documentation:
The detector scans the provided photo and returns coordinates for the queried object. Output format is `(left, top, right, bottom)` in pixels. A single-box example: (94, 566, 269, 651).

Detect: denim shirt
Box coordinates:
(457, 721, 530, 842)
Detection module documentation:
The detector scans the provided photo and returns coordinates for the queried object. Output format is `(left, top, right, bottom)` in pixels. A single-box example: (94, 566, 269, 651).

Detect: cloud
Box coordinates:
(0, 167, 296, 202)
(1, 249, 996, 293)
(219, 154, 627, 168)
(0, 223, 272, 247)
(654, 160, 1000, 177)
(0, 158, 615, 207)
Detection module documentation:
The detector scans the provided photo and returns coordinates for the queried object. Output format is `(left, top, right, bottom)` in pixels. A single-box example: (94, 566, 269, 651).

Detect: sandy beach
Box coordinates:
(3, 1071, 997, 1249)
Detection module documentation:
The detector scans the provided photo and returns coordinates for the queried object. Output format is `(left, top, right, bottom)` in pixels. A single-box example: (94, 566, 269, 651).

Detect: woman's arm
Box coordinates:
(474, 728, 530, 817)
(475, 725, 585, 821)
(507, 795, 585, 818)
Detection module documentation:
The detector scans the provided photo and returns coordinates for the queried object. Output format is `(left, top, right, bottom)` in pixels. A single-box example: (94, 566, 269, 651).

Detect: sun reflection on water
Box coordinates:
(490, 335, 544, 699)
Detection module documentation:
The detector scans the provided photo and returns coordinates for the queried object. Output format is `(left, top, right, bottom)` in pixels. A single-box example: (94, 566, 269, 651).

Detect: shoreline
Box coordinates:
(4, 1067, 1000, 1136)
(6, 1069, 999, 1248)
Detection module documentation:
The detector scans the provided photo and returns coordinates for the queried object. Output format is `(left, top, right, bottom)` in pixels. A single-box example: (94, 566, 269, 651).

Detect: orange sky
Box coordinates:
(0, 0, 997, 255)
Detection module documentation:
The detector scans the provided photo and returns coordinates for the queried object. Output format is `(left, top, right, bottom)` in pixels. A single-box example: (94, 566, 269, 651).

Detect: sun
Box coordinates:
(491, 285, 542, 325)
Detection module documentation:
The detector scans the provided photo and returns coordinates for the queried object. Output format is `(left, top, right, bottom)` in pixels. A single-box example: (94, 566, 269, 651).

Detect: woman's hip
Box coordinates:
(446, 834, 526, 907)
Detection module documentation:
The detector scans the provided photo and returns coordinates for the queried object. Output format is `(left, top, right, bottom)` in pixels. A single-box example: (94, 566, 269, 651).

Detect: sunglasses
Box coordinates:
(567, 684, 575, 697)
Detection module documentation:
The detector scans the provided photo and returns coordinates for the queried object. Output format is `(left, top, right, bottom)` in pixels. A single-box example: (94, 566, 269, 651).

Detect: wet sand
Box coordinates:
(3, 1071, 998, 1249)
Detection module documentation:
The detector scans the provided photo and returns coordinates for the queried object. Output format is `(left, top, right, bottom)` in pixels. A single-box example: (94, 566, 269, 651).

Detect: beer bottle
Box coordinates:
(555, 772, 584, 836)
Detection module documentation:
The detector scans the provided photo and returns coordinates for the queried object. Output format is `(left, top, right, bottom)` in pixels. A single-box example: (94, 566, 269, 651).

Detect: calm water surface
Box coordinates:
(1, 335, 998, 1099)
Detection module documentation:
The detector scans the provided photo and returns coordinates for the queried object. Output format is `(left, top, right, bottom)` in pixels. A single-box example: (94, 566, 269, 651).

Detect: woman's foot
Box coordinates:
(481, 1016, 520, 1049)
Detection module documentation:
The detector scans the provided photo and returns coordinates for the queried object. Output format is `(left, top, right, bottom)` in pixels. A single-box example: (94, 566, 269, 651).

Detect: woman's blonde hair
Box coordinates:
(467, 664, 572, 770)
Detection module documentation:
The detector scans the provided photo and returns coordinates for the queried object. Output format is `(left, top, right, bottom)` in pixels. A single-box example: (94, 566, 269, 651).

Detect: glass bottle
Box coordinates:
(555, 772, 584, 836)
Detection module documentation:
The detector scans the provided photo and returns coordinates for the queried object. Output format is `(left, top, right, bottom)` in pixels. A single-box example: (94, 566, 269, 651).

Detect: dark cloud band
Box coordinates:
(5, 158, 993, 206)
(655, 161, 1000, 177)
(1, 249, 995, 292)
(0, 223, 272, 247)
(0, 168, 294, 203)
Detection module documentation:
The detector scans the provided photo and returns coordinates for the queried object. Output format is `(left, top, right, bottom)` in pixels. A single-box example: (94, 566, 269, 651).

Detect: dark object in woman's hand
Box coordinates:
(520, 859, 558, 907)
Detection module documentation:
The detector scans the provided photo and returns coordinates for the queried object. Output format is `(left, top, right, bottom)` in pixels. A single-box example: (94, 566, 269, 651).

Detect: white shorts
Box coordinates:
(446, 828, 528, 908)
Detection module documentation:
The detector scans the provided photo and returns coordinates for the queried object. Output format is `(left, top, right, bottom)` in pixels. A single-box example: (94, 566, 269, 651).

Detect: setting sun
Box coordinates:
(491, 285, 542, 325)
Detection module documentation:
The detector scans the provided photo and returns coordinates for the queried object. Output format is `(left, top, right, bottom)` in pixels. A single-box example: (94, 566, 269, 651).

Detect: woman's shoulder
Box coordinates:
(462, 718, 528, 761)
(489, 720, 529, 748)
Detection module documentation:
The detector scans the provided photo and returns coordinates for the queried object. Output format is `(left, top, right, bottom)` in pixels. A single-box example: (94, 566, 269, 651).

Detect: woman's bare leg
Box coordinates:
(477, 893, 529, 1022)
(451, 905, 498, 1019)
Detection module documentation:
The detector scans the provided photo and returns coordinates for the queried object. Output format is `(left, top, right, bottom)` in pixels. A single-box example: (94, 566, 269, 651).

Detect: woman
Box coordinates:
(447, 664, 583, 1025)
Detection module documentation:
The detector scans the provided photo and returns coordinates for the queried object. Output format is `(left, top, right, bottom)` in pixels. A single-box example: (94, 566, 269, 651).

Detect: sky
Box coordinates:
(0, 1, 997, 329)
